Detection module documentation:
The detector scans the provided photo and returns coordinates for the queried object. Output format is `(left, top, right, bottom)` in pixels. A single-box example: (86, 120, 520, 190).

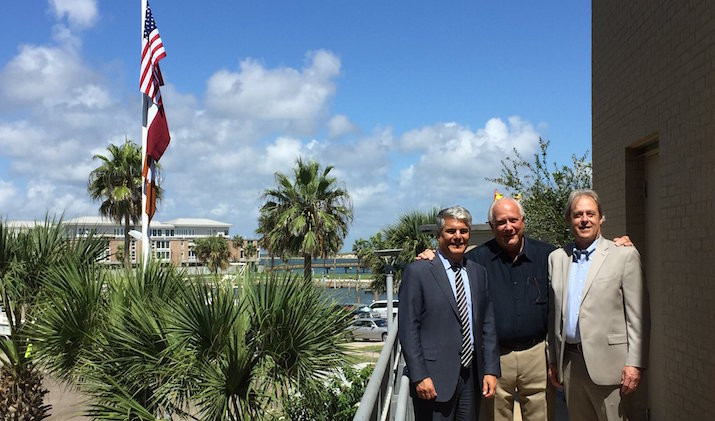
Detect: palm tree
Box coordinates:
(87, 139, 161, 267)
(383, 208, 439, 271)
(360, 209, 439, 296)
(351, 238, 372, 301)
(0, 217, 106, 420)
(244, 242, 257, 263)
(259, 158, 353, 281)
(231, 234, 244, 262)
(256, 212, 279, 274)
(193, 236, 231, 275)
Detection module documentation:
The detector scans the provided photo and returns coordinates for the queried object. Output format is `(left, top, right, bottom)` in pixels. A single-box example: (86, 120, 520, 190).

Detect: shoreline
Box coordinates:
(314, 277, 374, 288)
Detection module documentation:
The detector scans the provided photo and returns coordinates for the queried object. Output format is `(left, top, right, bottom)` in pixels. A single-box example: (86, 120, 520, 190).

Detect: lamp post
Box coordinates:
(374, 248, 402, 331)
(128, 229, 145, 268)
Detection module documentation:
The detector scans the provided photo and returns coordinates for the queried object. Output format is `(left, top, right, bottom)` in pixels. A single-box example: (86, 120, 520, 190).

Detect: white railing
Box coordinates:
(353, 317, 413, 421)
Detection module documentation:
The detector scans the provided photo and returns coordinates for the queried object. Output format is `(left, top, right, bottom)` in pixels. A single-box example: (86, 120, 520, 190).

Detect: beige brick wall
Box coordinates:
(593, 1, 715, 419)
(170, 240, 183, 265)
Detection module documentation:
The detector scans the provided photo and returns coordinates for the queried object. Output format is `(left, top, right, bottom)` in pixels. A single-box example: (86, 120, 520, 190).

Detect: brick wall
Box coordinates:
(593, 1, 715, 419)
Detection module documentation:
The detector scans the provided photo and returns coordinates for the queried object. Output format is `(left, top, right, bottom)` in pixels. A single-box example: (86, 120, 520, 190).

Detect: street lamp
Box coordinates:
(374, 248, 402, 331)
(96, 229, 143, 264)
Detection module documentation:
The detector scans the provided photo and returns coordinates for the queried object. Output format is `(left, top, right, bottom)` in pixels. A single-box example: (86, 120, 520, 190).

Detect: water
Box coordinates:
(259, 257, 371, 275)
(322, 286, 388, 305)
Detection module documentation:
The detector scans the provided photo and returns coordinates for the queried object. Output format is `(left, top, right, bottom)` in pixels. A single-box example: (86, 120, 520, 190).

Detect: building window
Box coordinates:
(176, 228, 194, 236)
(152, 240, 170, 261)
(153, 240, 170, 249)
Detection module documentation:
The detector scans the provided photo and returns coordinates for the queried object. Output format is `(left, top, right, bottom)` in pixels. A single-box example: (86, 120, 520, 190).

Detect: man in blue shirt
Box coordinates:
(547, 189, 648, 421)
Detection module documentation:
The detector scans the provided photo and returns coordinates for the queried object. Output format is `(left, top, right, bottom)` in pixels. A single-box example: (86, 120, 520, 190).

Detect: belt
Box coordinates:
(565, 342, 583, 353)
(499, 338, 542, 353)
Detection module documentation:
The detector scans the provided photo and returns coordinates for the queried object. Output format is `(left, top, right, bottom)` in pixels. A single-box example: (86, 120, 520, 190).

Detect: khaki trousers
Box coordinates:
(480, 340, 551, 421)
(563, 347, 629, 421)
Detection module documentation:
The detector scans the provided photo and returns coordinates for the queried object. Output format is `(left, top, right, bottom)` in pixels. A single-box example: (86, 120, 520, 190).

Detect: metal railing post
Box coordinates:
(353, 318, 399, 421)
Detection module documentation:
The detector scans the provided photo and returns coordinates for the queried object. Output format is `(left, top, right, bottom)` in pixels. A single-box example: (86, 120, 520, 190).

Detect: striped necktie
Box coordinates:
(452, 264, 473, 368)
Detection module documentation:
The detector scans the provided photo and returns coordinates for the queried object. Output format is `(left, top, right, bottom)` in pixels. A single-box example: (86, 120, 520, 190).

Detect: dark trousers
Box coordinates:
(413, 365, 479, 421)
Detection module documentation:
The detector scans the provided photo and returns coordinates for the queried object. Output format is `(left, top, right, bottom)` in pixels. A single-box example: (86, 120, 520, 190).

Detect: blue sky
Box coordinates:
(0, 0, 591, 249)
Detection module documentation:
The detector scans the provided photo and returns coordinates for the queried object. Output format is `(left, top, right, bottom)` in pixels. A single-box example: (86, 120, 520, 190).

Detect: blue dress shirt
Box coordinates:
(565, 237, 600, 343)
(437, 250, 474, 347)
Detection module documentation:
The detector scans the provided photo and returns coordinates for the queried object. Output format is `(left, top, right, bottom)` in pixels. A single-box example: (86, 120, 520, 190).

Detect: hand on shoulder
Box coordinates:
(415, 248, 436, 261)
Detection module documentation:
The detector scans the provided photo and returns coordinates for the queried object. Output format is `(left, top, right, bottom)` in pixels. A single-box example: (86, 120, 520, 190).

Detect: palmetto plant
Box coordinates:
(0, 217, 107, 420)
(29, 258, 350, 420)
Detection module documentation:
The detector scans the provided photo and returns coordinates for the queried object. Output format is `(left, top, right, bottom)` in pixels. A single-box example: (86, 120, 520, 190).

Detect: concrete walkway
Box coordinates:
(44, 375, 89, 421)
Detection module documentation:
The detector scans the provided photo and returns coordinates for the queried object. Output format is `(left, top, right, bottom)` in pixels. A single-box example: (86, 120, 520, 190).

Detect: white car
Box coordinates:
(347, 318, 389, 342)
(368, 300, 398, 319)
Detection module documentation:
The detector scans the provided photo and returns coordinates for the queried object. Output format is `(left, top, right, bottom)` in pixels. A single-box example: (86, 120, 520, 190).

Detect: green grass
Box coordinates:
(354, 344, 384, 353)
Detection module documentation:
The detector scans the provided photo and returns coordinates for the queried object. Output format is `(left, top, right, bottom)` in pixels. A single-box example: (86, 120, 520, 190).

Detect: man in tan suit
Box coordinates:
(547, 189, 649, 421)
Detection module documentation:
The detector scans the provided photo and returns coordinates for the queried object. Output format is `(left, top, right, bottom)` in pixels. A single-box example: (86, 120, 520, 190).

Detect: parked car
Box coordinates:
(347, 318, 389, 342)
(368, 299, 399, 319)
(351, 305, 380, 319)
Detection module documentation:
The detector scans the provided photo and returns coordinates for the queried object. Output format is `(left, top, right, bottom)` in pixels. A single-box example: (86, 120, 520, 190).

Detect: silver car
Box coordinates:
(348, 318, 389, 342)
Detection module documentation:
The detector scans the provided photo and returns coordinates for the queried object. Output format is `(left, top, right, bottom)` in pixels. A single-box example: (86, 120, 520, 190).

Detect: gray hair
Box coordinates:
(436, 206, 472, 232)
(564, 189, 605, 221)
(488, 197, 525, 225)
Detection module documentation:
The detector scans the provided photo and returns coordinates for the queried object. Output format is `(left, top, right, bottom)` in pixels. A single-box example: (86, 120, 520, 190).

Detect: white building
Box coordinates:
(8, 216, 257, 266)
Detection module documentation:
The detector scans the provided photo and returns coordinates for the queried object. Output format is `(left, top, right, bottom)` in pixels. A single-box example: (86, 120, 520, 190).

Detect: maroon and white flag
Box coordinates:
(141, 0, 169, 223)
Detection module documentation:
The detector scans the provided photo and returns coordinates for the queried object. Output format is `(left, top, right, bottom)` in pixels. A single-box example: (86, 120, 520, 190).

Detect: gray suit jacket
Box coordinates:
(548, 237, 649, 385)
(398, 257, 500, 402)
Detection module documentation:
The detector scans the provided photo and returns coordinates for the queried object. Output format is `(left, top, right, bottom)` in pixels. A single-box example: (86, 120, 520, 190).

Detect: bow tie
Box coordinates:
(573, 248, 593, 262)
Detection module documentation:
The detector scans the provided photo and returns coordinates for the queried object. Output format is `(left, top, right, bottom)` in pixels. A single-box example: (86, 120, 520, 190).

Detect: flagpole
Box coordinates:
(140, 0, 151, 269)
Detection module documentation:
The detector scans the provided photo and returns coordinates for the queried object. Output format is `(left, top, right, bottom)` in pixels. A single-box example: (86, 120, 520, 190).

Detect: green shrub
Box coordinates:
(283, 365, 373, 421)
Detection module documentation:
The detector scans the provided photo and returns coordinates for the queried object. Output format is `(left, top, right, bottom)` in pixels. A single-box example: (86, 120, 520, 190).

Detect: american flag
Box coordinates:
(140, 2, 166, 101)
(141, 0, 170, 223)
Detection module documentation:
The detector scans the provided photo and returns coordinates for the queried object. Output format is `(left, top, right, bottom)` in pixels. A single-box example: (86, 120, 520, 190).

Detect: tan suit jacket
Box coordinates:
(547, 237, 649, 386)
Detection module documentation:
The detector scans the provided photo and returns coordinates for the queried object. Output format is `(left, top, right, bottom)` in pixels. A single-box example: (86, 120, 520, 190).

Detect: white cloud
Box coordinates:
(0, 45, 88, 106)
(204, 50, 340, 135)
(49, 0, 98, 28)
(328, 114, 359, 138)
(0, 180, 17, 210)
(262, 137, 306, 175)
(394, 117, 540, 216)
(210, 202, 230, 217)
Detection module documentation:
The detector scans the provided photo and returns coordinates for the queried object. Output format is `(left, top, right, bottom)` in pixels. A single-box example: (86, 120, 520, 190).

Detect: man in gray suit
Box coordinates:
(548, 189, 649, 421)
(399, 206, 501, 421)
